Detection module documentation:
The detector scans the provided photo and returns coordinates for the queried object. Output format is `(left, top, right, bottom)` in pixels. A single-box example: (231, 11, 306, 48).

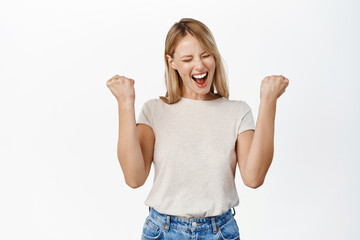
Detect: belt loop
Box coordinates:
(163, 215, 171, 232)
(232, 207, 236, 216)
(149, 206, 151, 212)
(211, 217, 218, 234)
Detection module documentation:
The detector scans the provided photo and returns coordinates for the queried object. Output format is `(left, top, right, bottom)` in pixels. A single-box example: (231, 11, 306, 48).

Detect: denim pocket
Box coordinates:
(218, 217, 240, 240)
(141, 216, 162, 240)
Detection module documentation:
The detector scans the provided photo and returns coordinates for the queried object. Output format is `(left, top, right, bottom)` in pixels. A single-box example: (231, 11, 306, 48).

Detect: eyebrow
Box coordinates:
(181, 51, 207, 58)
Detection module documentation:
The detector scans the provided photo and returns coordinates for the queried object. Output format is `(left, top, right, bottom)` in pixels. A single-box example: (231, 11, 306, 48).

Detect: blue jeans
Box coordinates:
(141, 206, 240, 240)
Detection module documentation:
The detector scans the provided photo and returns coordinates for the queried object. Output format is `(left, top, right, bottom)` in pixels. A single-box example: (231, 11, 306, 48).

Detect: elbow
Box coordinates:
(127, 183, 140, 189)
(125, 179, 144, 189)
(244, 178, 264, 189)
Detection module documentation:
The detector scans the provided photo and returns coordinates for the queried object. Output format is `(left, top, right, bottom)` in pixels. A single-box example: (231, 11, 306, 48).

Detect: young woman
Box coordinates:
(106, 18, 289, 240)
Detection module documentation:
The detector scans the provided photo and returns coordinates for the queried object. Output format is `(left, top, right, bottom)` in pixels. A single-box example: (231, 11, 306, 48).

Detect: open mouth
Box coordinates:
(191, 72, 208, 87)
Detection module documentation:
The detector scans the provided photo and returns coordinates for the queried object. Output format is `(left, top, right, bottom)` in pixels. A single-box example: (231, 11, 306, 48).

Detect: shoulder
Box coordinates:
(142, 98, 159, 107)
(141, 98, 165, 113)
(223, 98, 251, 110)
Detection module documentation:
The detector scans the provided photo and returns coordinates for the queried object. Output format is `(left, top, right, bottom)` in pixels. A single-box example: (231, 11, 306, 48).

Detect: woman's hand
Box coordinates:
(260, 75, 289, 102)
(106, 75, 136, 105)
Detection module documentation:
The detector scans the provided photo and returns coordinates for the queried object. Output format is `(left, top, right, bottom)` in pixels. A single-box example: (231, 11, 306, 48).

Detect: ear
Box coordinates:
(166, 54, 177, 70)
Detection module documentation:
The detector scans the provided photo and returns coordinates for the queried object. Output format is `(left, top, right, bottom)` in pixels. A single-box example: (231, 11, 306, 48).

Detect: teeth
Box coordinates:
(192, 72, 207, 79)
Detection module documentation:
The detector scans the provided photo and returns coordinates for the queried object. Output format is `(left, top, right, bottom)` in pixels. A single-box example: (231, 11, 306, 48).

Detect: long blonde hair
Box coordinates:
(159, 18, 229, 104)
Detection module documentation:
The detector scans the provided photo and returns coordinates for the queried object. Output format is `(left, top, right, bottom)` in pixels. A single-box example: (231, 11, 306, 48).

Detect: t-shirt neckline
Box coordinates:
(180, 96, 223, 102)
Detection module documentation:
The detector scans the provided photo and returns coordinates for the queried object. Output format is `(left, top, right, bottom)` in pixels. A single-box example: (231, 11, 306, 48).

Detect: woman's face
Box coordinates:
(167, 34, 216, 100)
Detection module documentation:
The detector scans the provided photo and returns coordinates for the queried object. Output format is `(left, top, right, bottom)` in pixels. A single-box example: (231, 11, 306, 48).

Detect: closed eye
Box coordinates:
(182, 54, 210, 62)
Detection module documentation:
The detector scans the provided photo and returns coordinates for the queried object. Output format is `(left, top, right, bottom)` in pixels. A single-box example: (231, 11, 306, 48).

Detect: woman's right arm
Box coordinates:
(106, 75, 153, 188)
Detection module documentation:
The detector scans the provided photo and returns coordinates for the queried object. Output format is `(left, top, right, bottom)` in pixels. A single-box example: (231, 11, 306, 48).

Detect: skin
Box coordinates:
(166, 33, 219, 101)
(237, 75, 289, 188)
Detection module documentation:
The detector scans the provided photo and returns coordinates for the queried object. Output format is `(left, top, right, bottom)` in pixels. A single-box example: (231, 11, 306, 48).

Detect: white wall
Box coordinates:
(0, 0, 359, 239)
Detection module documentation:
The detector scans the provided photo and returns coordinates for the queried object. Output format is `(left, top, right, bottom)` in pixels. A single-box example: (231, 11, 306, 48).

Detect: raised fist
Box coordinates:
(260, 75, 289, 102)
(106, 75, 136, 105)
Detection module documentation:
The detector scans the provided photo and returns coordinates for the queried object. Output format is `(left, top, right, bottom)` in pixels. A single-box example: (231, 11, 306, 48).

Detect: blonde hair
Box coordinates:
(159, 18, 229, 104)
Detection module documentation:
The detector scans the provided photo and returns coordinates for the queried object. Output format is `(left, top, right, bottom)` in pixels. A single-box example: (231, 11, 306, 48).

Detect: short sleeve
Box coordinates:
(136, 100, 153, 129)
(237, 101, 256, 135)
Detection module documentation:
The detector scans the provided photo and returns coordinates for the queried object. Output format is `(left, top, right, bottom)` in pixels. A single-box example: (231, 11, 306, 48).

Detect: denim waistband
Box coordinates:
(147, 207, 236, 233)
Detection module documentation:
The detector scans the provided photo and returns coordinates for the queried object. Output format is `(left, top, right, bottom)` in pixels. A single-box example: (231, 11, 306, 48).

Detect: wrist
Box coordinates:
(260, 97, 277, 105)
(117, 100, 134, 110)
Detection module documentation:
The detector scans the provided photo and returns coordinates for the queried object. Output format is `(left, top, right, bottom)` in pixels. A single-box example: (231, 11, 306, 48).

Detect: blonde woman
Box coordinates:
(106, 18, 289, 240)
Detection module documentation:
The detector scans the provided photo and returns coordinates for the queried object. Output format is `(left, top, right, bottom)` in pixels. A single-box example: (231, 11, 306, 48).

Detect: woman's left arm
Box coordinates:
(238, 75, 289, 188)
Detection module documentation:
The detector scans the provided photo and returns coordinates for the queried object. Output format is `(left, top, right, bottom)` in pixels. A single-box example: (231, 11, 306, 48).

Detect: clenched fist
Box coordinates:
(106, 75, 135, 105)
(260, 75, 289, 102)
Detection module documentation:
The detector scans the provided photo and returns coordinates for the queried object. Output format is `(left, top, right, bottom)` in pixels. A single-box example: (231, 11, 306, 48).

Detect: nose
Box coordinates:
(193, 57, 206, 71)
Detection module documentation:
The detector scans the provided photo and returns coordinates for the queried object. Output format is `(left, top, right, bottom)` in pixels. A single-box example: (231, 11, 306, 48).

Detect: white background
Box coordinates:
(1, 0, 359, 239)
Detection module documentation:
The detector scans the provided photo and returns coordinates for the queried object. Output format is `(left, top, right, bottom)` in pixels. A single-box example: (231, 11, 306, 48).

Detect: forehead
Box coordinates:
(174, 34, 204, 55)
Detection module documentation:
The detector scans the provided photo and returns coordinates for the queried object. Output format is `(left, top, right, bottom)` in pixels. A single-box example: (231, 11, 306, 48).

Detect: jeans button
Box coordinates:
(192, 222, 197, 228)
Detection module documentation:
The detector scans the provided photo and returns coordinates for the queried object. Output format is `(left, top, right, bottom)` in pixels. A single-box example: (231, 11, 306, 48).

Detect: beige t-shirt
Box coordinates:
(136, 96, 255, 219)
